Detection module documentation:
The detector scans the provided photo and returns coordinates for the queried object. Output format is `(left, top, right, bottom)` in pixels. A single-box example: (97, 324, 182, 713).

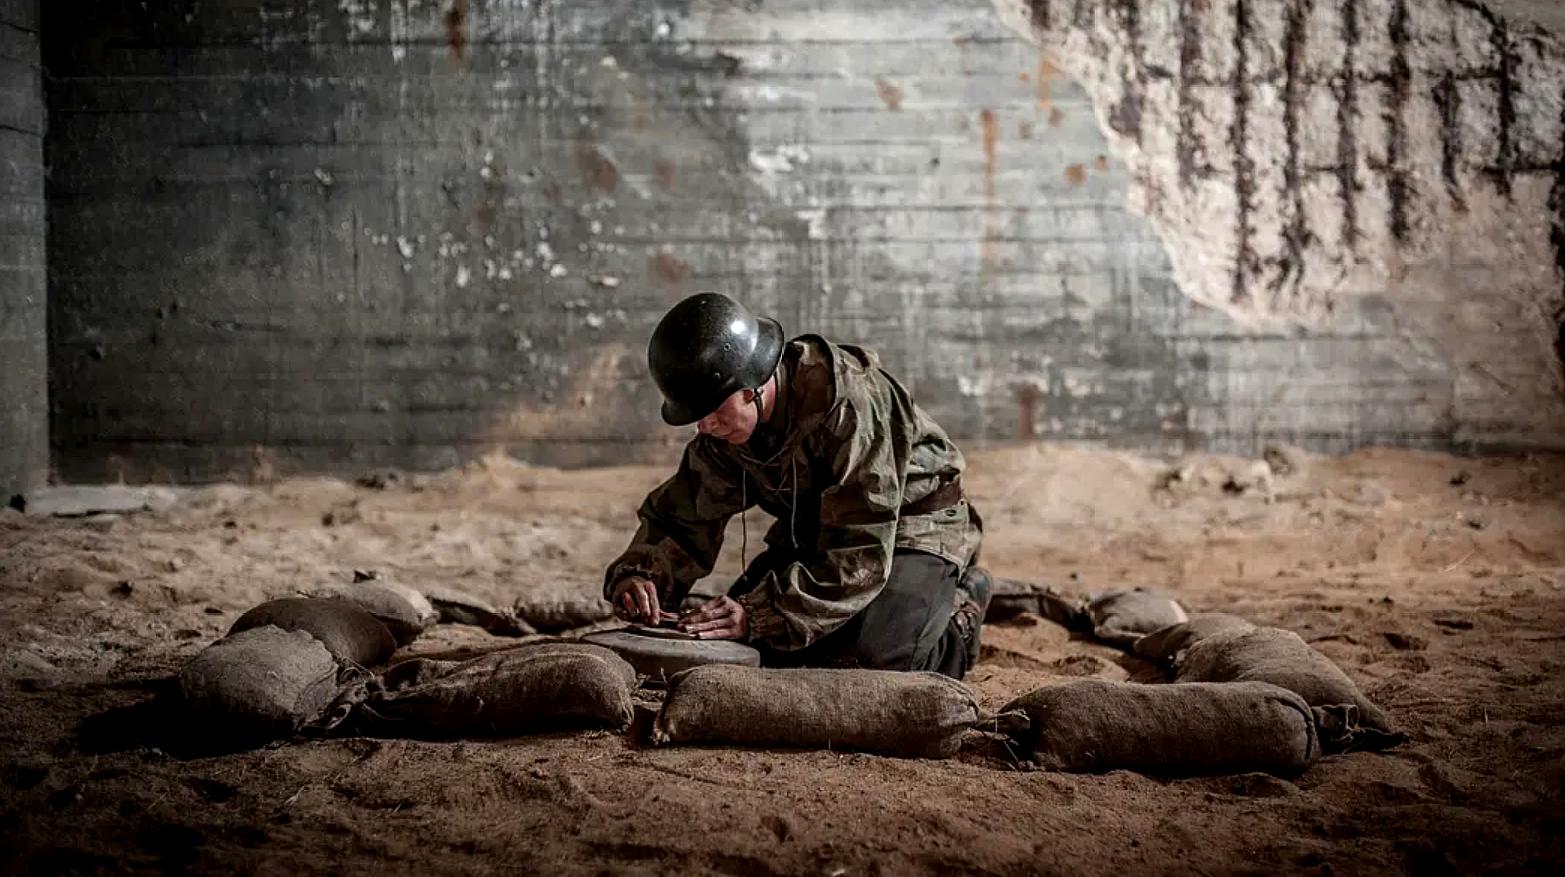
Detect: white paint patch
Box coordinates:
(337, 0, 376, 38)
(388, 0, 408, 62)
(454, 265, 471, 288)
(795, 208, 828, 241)
(748, 145, 812, 175)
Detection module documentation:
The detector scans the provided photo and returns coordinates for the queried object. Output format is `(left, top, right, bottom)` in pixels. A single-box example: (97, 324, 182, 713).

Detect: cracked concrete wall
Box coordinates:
(994, 0, 1565, 450)
(42, 0, 1563, 483)
(0, 0, 46, 497)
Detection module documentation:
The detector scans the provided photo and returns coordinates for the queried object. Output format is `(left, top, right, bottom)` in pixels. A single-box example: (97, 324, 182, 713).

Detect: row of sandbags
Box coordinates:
(1056, 585, 1395, 738)
(178, 580, 526, 747)
(181, 625, 1395, 776)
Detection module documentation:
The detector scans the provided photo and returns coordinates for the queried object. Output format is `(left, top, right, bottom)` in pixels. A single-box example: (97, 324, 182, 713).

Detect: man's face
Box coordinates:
(696, 389, 758, 445)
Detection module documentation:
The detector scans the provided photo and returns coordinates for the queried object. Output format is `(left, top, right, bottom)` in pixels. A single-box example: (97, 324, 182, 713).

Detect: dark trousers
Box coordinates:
(728, 548, 970, 679)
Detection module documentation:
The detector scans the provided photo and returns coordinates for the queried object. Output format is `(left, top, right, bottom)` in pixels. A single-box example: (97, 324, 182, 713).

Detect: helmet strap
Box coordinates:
(751, 370, 780, 423)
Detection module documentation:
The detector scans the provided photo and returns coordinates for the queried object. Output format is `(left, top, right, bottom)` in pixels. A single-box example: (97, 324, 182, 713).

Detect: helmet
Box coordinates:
(647, 293, 784, 426)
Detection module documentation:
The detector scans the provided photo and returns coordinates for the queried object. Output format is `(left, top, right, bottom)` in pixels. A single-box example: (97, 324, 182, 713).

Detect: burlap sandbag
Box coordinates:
(178, 626, 341, 745)
(423, 586, 537, 636)
(997, 679, 1318, 775)
(230, 597, 396, 666)
(1133, 613, 1254, 661)
(652, 665, 980, 759)
(308, 581, 436, 645)
(1173, 627, 1394, 733)
(512, 590, 616, 632)
(348, 642, 636, 738)
(1086, 587, 1188, 647)
(510, 595, 613, 629)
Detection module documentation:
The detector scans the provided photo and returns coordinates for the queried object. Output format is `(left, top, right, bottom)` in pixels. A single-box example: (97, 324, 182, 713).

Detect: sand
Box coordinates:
(2, 442, 1563, 874)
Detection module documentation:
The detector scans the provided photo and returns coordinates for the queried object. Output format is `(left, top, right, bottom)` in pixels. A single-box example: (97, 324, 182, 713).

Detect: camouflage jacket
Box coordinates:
(603, 335, 983, 650)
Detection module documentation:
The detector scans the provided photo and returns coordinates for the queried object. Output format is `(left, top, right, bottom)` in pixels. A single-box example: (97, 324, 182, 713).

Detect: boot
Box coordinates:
(952, 565, 993, 670)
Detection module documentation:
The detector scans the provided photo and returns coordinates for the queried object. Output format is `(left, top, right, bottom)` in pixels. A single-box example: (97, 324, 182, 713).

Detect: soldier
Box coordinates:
(602, 293, 992, 679)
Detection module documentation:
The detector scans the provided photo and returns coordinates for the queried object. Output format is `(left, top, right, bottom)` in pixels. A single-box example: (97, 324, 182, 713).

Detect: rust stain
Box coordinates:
(651, 251, 690, 285)
(874, 78, 904, 111)
(979, 108, 1000, 272)
(1036, 57, 1057, 107)
(1064, 163, 1086, 186)
(573, 137, 619, 193)
(444, 0, 468, 65)
(1093, 154, 1109, 171)
(469, 201, 497, 235)
(1018, 72, 1031, 83)
(978, 108, 999, 197)
(1048, 107, 1064, 127)
(652, 157, 676, 190)
(1016, 384, 1040, 440)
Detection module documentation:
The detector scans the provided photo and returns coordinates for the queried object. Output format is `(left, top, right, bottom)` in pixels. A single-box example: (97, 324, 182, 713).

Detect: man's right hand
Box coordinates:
(611, 576, 675, 624)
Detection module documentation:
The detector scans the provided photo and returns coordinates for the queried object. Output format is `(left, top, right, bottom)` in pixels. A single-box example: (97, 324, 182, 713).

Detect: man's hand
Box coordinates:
(679, 595, 748, 641)
(611, 576, 675, 624)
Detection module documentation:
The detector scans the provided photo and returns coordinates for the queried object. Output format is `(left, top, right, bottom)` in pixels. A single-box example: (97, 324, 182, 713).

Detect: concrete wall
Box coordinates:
(42, 0, 1565, 483)
(0, 0, 46, 497)
(994, 0, 1565, 450)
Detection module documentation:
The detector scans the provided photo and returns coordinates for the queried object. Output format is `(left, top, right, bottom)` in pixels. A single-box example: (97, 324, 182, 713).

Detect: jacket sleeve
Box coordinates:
(736, 396, 906, 649)
(602, 437, 751, 608)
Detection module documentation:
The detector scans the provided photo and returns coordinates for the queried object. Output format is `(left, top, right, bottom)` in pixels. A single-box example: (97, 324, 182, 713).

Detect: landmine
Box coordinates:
(583, 626, 761, 681)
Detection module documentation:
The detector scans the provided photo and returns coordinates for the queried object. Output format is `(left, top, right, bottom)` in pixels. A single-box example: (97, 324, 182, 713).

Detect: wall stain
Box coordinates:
(1048, 107, 1064, 127)
(1064, 163, 1086, 185)
(652, 157, 676, 189)
(573, 136, 620, 193)
(1015, 383, 1040, 439)
(874, 78, 904, 111)
(979, 108, 999, 197)
(652, 251, 690, 285)
(444, 0, 468, 65)
(1035, 57, 1057, 107)
(979, 108, 1001, 271)
(470, 201, 497, 235)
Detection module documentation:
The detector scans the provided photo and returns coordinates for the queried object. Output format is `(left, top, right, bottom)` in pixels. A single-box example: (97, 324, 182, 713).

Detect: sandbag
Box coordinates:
(1173, 627, 1394, 733)
(652, 665, 980, 759)
(1133, 613, 1254, 661)
(1086, 587, 1188, 647)
(424, 586, 537, 636)
(997, 679, 1318, 775)
(308, 581, 436, 645)
(230, 597, 396, 666)
(986, 578, 1088, 627)
(513, 595, 616, 632)
(348, 642, 636, 738)
(178, 627, 341, 745)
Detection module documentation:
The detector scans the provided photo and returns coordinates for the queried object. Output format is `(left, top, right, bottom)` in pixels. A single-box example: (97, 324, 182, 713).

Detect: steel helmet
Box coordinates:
(647, 293, 785, 426)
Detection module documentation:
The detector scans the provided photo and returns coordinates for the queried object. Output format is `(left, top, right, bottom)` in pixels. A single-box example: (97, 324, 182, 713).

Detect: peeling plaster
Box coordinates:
(994, 0, 1565, 444)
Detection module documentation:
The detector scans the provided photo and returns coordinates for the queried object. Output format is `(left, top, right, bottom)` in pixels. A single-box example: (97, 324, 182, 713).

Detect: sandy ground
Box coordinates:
(2, 442, 1564, 875)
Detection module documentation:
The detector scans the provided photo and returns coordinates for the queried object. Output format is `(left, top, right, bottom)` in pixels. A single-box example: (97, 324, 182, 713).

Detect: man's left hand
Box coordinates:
(679, 595, 748, 640)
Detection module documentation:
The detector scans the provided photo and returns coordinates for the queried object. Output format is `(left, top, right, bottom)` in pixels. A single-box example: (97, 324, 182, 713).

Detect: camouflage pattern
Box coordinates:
(604, 336, 983, 650)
